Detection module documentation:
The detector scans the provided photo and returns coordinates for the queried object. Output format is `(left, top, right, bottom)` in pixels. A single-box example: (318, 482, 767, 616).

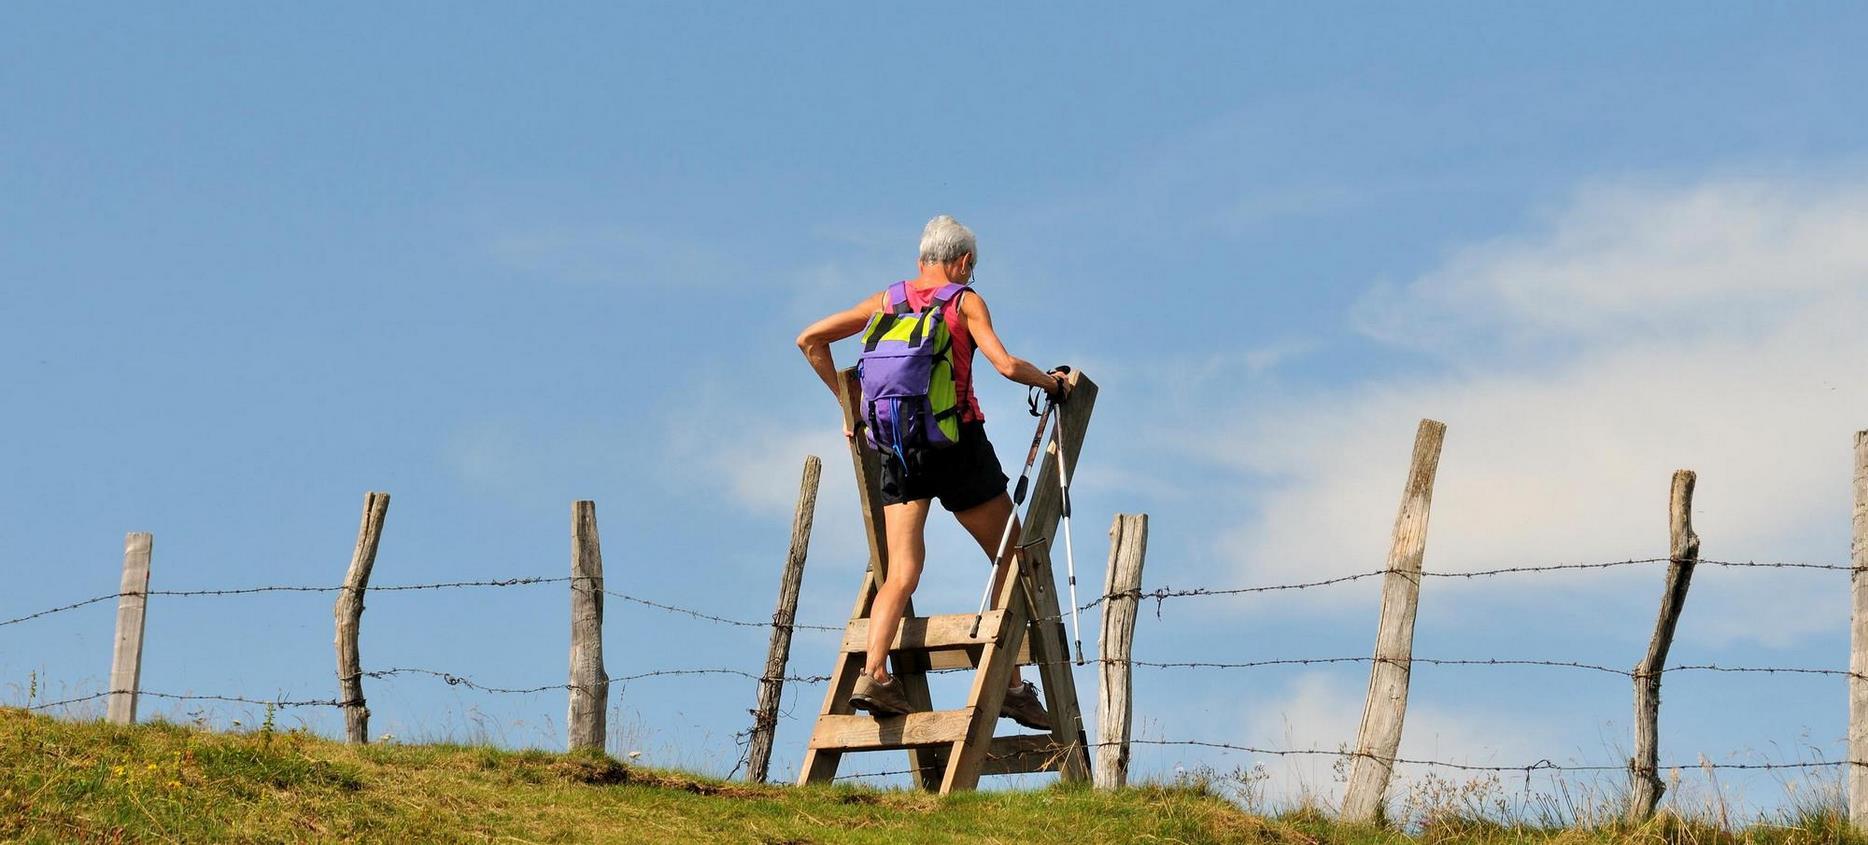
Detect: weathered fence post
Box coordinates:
(1342, 419, 1446, 824)
(1628, 470, 1700, 823)
(745, 456, 823, 783)
(107, 532, 154, 725)
(568, 500, 609, 752)
(1095, 513, 1148, 790)
(1849, 432, 1868, 831)
(335, 491, 389, 744)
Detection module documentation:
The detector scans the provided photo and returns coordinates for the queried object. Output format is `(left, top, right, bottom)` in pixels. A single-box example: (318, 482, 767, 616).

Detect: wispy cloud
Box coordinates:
(1205, 176, 1868, 650)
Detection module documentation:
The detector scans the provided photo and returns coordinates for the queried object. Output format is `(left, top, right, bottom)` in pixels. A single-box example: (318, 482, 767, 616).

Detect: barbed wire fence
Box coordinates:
(6, 547, 1859, 772)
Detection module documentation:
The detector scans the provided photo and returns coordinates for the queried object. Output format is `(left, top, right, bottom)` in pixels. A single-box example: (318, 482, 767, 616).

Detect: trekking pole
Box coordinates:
(1049, 410, 1085, 666)
(967, 389, 1057, 639)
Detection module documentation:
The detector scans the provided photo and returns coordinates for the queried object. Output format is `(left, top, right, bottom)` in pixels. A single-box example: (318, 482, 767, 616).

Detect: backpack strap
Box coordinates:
(886, 281, 913, 315)
(931, 282, 969, 305)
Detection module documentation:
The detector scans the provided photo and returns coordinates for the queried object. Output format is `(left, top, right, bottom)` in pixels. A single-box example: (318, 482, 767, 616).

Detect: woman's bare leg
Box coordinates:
(866, 499, 931, 682)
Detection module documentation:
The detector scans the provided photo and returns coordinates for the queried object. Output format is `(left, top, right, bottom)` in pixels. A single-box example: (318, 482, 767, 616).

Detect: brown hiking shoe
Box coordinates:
(999, 681, 1052, 731)
(849, 674, 912, 717)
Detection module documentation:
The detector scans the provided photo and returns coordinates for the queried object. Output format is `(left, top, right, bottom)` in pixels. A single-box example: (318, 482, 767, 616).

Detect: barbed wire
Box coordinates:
(827, 738, 1848, 782)
(23, 690, 347, 712)
(0, 577, 844, 633)
(1076, 557, 1855, 614)
(600, 590, 843, 632)
(356, 666, 832, 694)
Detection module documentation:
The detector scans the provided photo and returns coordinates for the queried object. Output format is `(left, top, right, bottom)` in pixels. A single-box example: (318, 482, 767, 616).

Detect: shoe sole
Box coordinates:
(849, 695, 909, 718)
(1004, 713, 1052, 731)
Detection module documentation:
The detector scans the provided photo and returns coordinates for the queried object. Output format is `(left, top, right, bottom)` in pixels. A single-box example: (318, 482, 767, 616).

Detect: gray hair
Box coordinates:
(918, 215, 977, 265)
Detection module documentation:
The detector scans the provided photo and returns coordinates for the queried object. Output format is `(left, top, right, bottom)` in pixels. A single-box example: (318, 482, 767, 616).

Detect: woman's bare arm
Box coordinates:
(957, 292, 1065, 393)
(796, 291, 886, 399)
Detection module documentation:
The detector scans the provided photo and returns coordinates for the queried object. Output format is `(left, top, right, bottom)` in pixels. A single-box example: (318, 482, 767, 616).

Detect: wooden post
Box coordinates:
(1849, 432, 1868, 830)
(106, 532, 154, 725)
(568, 500, 610, 752)
(746, 455, 823, 783)
(334, 491, 389, 744)
(1341, 419, 1446, 824)
(1627, 470, 1700, 822)
(1095, 513, 1148, 790)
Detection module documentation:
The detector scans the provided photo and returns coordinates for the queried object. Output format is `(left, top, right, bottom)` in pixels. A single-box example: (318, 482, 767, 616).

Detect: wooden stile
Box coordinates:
(1341, 419, 1446, 823)
(568, 500, 609, 752)
(1849, 432, 1868, 831)
(334, 492, 389, 744)
(1627, 470, 1700, 822)
(798, 368, 1097, 793)
(1095, 513, 1148, 790)
(746, 455, 823, 783)
(107, 532, 154, 726)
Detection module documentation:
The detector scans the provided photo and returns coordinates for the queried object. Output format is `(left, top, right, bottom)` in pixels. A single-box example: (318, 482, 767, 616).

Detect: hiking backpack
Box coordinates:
(855, 281, 969, 468)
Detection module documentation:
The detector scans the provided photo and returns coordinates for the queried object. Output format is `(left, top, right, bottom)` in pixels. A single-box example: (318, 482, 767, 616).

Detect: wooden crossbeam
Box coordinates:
(841, 611, 1006, 653)
(810, 709, 977, 751)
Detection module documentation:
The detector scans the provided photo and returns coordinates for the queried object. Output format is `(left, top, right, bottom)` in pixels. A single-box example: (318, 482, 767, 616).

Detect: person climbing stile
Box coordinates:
(795, 214, 1069, 730)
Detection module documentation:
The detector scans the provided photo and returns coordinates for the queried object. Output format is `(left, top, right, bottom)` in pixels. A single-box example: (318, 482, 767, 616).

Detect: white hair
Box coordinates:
(918, 215, 977, 265)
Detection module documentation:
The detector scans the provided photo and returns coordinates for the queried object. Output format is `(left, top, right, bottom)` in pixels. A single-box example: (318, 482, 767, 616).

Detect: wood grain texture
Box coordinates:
(746, 456, 822, 783)
(567, 500, 609, 752)
(1095, 514, 1148, 789)
(1342, 420, 1446, 823)
(1014, 371, 1098, 784)
(107, 532, 154, 726)
(809, 709, 977, 750)
(939, 545, 1031, 793)
(840, 611, 1005, 653)
(1628, 470, 1700, 822)
(1850, 432, 1868, 830)
(333, 492, 388, 744)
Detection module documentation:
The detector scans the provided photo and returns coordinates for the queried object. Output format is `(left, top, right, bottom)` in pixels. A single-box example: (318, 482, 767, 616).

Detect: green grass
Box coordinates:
(2, 707, 1862, 844)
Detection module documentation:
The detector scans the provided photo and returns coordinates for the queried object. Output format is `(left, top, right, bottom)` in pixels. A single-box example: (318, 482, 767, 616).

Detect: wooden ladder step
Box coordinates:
(810, 708, 976, 751)
(840, 611, 1031, 670)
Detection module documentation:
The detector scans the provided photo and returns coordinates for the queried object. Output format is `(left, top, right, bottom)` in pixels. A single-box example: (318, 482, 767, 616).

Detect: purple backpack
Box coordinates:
(856, 282, 968, 469)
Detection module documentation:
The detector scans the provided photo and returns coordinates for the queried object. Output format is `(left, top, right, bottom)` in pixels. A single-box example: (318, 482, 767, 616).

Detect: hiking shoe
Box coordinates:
(849, 674, 912, 717)
(999, 681, 1052, 731)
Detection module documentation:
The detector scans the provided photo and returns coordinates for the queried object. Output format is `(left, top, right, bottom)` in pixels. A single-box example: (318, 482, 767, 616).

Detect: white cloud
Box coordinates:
(1221, 672, 1564, 811)
(1212, 177, 1868, 649)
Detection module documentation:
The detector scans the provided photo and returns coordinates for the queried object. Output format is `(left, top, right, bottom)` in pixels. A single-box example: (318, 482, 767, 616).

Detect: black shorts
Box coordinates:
(878, 421, 1010, 512)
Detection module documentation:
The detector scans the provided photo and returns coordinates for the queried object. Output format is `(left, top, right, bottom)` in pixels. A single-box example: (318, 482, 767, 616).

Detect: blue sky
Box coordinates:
(6, 3, 1868, 817)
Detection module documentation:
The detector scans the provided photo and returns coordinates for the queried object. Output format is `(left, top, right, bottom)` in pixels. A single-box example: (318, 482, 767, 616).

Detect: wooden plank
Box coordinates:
(1096, 513, 1148, 789)
(922, 640, 1030, 671)
(106, 532, 154, 726)
(333, 492, 389, 744)
(981, 734, 1078, 777)
(809, 709, 976, 751)
(568, 500, 609, 752)
(747, 455, 822, 783)
(800, 368, 943, 788)
(1628, 470, 1700, 822)
(939, 554, 1032, 793)
(1850, 431, 1868, 832)
(1021, 544, 1093, 783)
(1341, 419, 1447, 823)
(1007, 370, 1098, 784)
(841, 611, 1005, 653)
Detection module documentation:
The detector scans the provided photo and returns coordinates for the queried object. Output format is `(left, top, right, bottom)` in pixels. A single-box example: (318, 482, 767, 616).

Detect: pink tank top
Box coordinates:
(895, 282, 985, 424)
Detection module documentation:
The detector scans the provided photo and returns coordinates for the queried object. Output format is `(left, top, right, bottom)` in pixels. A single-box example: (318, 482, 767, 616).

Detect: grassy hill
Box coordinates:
(1, 707, 1859, 844)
